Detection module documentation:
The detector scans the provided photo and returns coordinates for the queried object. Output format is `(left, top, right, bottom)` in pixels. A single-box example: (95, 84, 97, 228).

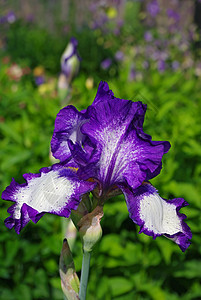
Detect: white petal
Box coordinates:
(13, 170, 77, 219)
(139, 190, 182, 235)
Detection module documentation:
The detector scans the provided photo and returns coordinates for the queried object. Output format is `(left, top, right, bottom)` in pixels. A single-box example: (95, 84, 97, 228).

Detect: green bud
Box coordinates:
(71, 193, 93, 229)
(59, 239, 79, 300)
(78, 206, 104, 253)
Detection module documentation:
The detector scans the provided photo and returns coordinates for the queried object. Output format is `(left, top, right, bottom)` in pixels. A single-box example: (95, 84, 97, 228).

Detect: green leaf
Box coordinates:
(109, 277, 133, 297)
(0, 122, 22, 143)
(100, 234, 124, 257)
(174, 260, 201, 279)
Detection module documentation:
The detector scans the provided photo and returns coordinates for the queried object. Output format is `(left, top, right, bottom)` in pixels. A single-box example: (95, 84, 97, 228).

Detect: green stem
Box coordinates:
(79, 251, 91, 300)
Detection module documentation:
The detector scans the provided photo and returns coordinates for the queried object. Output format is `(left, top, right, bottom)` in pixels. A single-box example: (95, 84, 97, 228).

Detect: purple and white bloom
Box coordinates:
(60, 37, 80, 83)
(6, 11, 16, 24)
(2, 82, 192, 251)
(58, 37, 80, 102)
(0, 11, 16, 24)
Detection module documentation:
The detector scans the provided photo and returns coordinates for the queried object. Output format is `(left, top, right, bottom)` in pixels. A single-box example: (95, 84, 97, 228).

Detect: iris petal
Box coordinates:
(92, 81, 114, 105)
(80, 83, 170, 190)
(2, 164, 96, 233)
(51, 106, 89, 162)
(122, 182, 192, 251)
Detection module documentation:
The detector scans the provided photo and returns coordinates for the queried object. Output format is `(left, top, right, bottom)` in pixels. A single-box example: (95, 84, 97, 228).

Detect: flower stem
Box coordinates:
(79, 251, 91, 300)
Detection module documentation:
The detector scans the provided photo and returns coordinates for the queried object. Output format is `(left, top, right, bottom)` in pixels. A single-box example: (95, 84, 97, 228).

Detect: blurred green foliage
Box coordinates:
(4, 21, 114, 81)
(1, 5, 201, 300)
(6, 21, 64, 73)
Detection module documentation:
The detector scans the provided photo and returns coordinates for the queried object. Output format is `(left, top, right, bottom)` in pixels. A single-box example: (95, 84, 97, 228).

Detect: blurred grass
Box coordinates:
(1, 6, 201, 300)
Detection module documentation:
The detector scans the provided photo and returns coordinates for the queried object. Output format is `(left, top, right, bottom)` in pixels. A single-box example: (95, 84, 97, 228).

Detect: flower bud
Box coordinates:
(60, 37, 80, 84)
(58, 37, 80, 103)
(59, 239, 79, 300)
(78, 206, 103, 253)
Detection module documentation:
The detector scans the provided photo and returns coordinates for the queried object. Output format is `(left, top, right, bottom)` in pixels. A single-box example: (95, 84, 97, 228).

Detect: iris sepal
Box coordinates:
(122, 182, 192, 252)
(2, 163, 96, 234)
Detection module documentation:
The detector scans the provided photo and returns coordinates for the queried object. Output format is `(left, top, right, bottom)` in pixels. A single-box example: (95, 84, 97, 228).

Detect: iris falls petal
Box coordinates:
(2, 164, 95, 233)
(122, 183, 192, 251)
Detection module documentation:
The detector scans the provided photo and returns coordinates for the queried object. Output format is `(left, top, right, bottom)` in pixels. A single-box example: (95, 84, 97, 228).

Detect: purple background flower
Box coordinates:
(147, 0, 160, 17)
(101, 58, 112, 70)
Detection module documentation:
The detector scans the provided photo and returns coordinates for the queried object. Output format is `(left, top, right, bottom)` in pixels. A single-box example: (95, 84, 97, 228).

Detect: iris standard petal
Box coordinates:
(92, 81, 114, 105)
(122, 182, 192, 252)
(2, 164, 96, 234)
(81, 84, 170, 190)
(51, 106, 89, 162)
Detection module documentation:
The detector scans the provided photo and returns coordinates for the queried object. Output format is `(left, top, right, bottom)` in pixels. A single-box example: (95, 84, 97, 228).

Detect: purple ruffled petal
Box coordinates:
(2, 164, 96, 234)
(122, 182, 192, 252)
(51, 106, 90, 162)
(80, 83, 170, 190)
(68, 139, 100, 167)
(92, 81, 114, 105)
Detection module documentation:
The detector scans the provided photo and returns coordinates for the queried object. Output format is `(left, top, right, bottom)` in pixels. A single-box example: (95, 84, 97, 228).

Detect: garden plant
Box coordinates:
(1, 1, 201, 300)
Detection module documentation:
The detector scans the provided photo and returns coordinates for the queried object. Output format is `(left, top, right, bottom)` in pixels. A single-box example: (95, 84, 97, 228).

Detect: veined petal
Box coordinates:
(92, 81, 114, 105)
(122, 183, 192, 252)
(2, 164, 96, 234)
(51, 106, 89, 162)
(81, 84, 170, 189)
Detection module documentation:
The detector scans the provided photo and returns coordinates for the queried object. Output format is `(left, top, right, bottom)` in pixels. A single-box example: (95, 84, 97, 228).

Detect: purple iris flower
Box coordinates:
(147, 0, 160, 17)
(2, 82, 191, 251)
(167, 9, 180, 22)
